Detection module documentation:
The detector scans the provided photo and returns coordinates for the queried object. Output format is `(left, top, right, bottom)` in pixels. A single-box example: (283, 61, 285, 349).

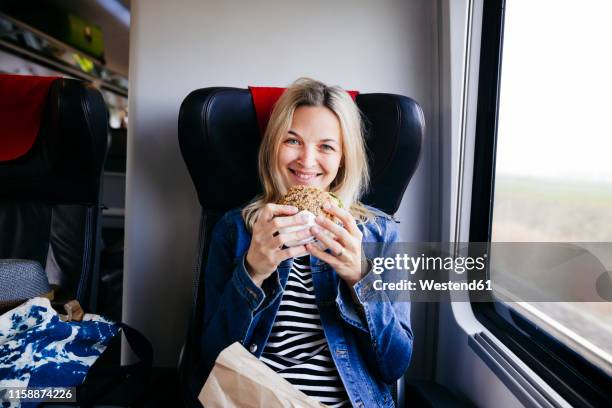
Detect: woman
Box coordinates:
(199, 78, 413, 407)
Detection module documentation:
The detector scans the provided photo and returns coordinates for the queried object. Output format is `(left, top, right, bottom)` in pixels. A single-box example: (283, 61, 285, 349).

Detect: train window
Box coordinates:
(493, 0, 612, 369)
(470, 0, 612, 406)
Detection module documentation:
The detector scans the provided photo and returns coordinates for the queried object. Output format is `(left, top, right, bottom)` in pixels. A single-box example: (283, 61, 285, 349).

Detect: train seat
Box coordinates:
(177, 85, 425, 405)
(0, 74, 108, 312)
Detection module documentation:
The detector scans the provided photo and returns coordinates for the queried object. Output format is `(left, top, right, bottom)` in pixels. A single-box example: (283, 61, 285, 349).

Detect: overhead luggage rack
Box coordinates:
(0, 12, 127, 96)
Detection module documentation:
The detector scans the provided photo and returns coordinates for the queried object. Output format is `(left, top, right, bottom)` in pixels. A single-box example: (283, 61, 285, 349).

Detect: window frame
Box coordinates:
(468, 0, 611, 406)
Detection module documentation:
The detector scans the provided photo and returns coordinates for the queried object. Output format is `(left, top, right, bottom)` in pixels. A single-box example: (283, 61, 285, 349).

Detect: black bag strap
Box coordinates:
(87, 322, 153, 375)
(76, 322, 153, 406)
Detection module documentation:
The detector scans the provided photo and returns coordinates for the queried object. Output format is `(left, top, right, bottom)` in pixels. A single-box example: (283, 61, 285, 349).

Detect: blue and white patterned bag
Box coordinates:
(0, 297, 119, 407)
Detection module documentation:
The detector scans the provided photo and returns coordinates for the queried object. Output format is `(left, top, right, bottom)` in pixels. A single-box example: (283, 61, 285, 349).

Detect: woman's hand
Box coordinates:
(245, 203, 312, 287)
(306, 203, 366, 287)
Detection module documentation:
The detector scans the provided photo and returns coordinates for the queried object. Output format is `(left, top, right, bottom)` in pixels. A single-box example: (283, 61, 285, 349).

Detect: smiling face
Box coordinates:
(277, 106, 343, 192)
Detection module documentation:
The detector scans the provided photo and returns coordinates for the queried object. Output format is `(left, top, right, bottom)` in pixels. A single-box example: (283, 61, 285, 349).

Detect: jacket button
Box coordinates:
(249, 343, 258, 353)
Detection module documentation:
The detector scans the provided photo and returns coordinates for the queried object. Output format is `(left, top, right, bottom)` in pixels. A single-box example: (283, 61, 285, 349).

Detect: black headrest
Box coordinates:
(178, 87, 424, 215)
(0, 78, 108, 205)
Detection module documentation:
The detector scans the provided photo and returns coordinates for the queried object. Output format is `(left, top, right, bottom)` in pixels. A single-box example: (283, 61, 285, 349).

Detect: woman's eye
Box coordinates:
(321, 144, 335, 151)
(285, 138, 300, 145)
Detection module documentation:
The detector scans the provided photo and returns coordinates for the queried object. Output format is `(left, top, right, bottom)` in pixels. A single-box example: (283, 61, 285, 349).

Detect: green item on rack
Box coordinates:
(65, 13, 105, 61)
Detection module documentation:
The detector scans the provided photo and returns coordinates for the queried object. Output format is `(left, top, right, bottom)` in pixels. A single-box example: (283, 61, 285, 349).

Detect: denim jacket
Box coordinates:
(198, 206, 413, 408)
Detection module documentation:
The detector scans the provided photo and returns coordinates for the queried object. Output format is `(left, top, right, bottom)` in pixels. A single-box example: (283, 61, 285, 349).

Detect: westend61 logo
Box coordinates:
(371, 253, 487, 275)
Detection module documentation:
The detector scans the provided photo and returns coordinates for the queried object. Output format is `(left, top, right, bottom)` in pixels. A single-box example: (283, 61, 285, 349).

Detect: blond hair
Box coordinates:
(242, 78, 374, 230)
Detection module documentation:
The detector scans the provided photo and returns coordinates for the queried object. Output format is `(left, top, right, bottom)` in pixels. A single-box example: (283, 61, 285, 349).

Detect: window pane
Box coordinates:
(491, 0, 612, 374)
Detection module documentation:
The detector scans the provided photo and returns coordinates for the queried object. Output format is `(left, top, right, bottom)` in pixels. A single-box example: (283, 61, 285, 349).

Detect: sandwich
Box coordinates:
(277, 185, 343, 222)
(276, 185, 344, 247)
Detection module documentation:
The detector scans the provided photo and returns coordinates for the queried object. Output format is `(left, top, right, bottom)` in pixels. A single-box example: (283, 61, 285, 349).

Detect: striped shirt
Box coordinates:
(260, 256, 351, 407)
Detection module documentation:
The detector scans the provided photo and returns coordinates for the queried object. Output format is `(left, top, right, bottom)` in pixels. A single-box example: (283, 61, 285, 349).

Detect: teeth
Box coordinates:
(292, 170, 318, 180)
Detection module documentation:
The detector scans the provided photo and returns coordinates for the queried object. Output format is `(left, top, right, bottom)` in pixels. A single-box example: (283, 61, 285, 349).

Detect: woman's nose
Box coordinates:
(298, 146, 317, 168)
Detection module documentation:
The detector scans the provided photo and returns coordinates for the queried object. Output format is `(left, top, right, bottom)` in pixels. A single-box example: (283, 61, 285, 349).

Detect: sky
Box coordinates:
(496, 0, 612, 185)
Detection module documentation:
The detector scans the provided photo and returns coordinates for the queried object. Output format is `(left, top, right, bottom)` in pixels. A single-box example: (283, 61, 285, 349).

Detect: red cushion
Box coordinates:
(249, 86, 359, 136)
(0, 74, 59, 162)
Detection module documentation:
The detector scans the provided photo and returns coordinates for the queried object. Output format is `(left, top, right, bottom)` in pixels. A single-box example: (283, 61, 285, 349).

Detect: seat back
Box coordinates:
(177, 86, 425, 401)
(0, 75, 108, 312)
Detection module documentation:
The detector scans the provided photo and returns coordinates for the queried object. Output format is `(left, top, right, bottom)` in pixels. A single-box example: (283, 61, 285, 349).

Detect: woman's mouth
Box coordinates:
(289, 168, 322, 182)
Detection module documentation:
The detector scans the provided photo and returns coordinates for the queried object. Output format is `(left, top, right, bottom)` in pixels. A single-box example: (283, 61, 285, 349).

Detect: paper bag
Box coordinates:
(199, 342, 328, 408)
